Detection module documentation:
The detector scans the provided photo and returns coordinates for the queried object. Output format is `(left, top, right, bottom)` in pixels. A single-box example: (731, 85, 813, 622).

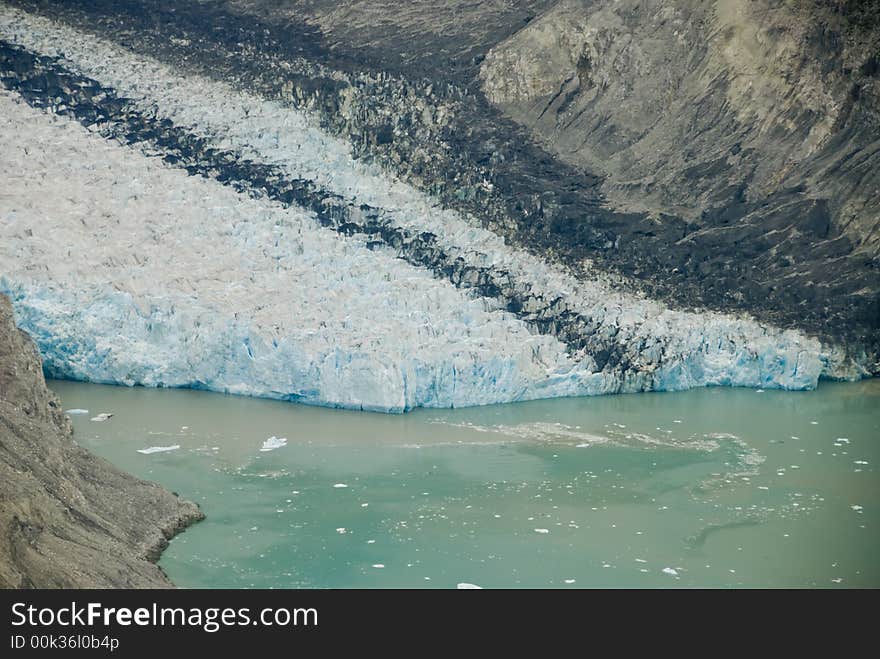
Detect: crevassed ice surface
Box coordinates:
(0, 7, 850, 412)
(0, 92, 598, 412)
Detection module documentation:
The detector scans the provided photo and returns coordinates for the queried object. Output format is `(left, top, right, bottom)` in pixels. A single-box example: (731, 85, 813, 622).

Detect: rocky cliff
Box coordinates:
(0, 294, 202, 588)
(481, 0, 880, 250)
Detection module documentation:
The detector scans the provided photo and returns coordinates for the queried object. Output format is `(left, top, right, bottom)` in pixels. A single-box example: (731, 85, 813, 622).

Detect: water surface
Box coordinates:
(51, 379, 879, 588)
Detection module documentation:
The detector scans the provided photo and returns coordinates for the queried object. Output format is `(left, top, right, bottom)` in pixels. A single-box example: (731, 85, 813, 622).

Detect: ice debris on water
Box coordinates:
(65, 408, 89, 415)
(457, 583, 482, 589)
(90, 413, 113, 422)
(137, 445, 180, 454)
(333, 483, 349, 489)
(662, 567, 679, 577)
(260, 436, 288, 452)
(534, 528, 550, 534)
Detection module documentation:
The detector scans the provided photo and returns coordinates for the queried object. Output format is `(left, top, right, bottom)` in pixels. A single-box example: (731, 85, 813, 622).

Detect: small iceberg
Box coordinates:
(260, 436, 288, 452)
(457, 583, 483, 589)
(137, 445, 180, 454)
(90, 412, 114, 422)
(662, 567, 679, 577)
(65, 408, 89, 415)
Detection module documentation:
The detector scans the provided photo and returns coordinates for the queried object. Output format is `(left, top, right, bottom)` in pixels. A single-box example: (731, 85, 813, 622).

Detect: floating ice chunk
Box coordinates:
(662, 567, 679, 577)
(333, 483, 349, 489)
(534, 528, 549, 534)
(65, 408, 89, 415)
(137, 445, 180, 454)
(260, 436, 288, 452)
(563, 579, 576, 584)
(457, 583, 482, 589)
(90, 412, 114, 422)
(851, 505, 863, 512)
(371, 564, 385, 569)
(336, 528, 347, 534)
(854, 460, 869, 465)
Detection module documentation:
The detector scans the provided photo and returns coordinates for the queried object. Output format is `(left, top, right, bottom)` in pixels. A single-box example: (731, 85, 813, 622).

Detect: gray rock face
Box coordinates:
(480, 0, 880, 252)
(0, 294, 202, 588)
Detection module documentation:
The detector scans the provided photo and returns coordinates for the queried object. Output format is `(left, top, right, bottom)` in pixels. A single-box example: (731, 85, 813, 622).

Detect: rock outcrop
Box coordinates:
(0, 293, 202, 588)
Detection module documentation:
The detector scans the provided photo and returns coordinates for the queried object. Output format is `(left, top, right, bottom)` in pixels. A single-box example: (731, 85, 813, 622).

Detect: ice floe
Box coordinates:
(260, 436, 288, 452)
(137, 445, 180, 454)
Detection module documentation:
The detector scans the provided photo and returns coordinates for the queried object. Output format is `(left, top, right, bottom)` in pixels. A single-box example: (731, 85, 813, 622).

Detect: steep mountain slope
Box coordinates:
(0, 294, 202, 587)
(481, 0, 880, 251)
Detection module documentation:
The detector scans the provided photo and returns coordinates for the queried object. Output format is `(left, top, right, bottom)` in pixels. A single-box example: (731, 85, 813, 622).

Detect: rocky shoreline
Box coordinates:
(0, 294, 202, 588)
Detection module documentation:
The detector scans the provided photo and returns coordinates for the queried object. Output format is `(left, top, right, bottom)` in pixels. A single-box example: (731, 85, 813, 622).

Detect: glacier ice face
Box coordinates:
(0, 91, 601, 412)
(0, 7, 854, 413)
(0, 88, 827, 413)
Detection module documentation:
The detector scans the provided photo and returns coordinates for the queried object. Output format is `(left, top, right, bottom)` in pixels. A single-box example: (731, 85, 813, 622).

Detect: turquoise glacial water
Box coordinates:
(50, 379, 879, 588)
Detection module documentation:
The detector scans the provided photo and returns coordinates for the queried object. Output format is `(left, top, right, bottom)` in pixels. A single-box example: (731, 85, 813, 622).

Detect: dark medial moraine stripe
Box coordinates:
(0, 41, 638, 373)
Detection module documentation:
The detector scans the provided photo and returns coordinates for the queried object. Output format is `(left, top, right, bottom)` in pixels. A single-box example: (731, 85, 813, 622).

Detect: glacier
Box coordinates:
(0, 90, 606, 413)
(0, 6, 861, 413)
